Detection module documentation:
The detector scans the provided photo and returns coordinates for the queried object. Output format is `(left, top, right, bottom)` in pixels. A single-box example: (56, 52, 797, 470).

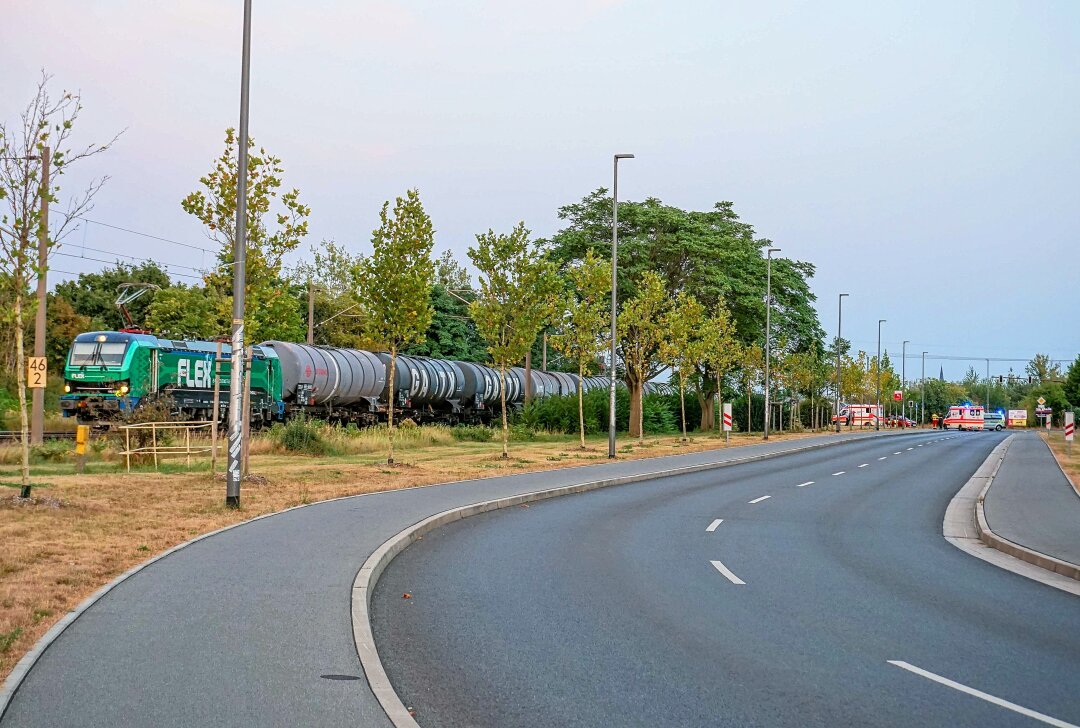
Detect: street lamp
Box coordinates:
(226, 0, 253, 508)
(901, 340, 909, 425)
(875, 319, 886, 431)
(835, 293, 849, 433)
(609, 153, 634, 459)
(921, 351, 927, 426)
(763, 248, 781, 440)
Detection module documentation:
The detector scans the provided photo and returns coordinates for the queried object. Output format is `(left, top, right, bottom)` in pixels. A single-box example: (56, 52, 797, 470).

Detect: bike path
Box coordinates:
(0, 430, 913, 728)
(984, 432, 1080, 568)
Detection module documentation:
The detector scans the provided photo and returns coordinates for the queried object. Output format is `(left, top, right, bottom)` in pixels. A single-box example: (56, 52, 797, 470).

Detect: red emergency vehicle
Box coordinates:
(943, 404, 984, 431)
(831, 404, 883, 428)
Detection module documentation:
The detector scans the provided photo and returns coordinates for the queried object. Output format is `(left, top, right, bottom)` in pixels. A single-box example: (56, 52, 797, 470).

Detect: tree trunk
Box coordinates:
(500, 364, 508, 459)
(627, 374, 644, 439)
(577, 364, 585, 449)
(387, 348, 396, 465)
(679, 371, 687, 441)
(15, 285, 30, 497)
(698, 371, 715, 431)
(746, 380, 752, 434)
(715, 372, 721, 433)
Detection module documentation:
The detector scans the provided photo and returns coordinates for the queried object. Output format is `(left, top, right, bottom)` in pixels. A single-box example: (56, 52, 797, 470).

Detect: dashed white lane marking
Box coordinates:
(748, 495, 771, 504)
(906, 447, 914, 451)
(894, 452, 902, 455)
(832, 471, 846, 476)
(917, 444, 924, 447)
(711, 560, 746, 585)
(858, 463, 869, 468)
(878, 456, 887, 460)
(796, 481, 814, 488)
(706, 519, 723, 532)
(887, 661, 1078, 728)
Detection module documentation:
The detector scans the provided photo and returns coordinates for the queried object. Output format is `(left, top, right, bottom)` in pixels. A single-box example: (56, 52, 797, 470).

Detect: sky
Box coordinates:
(3, 0, 1078, 380)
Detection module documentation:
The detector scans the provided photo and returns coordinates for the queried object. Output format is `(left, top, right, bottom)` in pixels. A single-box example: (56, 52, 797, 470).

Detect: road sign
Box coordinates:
(893, 390, 902, 401)
(1066, 412, 1074, 442)
(722, 403, 732, 432)
(1037, 396, 1046, 406)
(1007, 409, 1027, 427)
(27, 357, 46, 389)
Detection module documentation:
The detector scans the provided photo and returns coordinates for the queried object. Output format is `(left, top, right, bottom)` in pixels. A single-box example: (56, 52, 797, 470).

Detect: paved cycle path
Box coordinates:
(0, 430, 913, 728)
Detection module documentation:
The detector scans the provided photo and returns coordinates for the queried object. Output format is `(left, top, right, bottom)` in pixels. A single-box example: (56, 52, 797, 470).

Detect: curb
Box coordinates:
(351, 429, 924, 728)
(974, 442, 1080, 580)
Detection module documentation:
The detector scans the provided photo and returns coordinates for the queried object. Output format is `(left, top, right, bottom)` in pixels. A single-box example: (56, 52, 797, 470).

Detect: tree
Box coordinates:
(552, 249, 610, 449)
(403, 251, 488, 361)
(738, 343, 763, 432)
(468, 222, 559, 458)
(1064, 355, 1080, 406)
(1026, 353, 1062, 384)
(698, 303, 740, 432)
(145, 285, 229, 339)
(659, 291, 707, 441)
(41, 294, 90, 373)
(183, 128, 309, 343)
(291, 240, 368, 348)
(617, 270, 669, 439)
(53, 261, 171, 330)
(0, 72, 118, 496)
(355, 189, 436, 464)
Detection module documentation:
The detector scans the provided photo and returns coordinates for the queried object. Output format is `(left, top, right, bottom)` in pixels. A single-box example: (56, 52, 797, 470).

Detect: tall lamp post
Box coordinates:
(921, 351, 927, 426)
(762, 248, 782, 440)
(901, 339, 909, 424)
(609, 153, 634, 459)
(835, 293, 849, 433)
(226, 0, 253, 508)
(875, 319, 886, 431)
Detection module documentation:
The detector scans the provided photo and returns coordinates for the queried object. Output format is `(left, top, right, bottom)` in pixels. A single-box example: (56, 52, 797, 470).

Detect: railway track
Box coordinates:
(0, 431, 77, 443)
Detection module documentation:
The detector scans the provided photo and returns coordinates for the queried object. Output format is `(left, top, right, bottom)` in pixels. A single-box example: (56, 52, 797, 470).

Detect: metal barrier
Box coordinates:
(118, 421, 216, 472)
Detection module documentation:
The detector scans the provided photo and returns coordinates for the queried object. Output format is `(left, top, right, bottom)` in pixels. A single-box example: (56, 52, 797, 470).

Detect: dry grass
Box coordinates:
(1042, 430, 1080, 496)
(0, 426, 828, 680)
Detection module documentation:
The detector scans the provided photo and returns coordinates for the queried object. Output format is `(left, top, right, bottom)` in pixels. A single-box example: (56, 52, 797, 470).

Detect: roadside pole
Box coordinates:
(31, 146, 50, 446)
(722, 402, 732, 446)
(1066, 411, 1074, 454)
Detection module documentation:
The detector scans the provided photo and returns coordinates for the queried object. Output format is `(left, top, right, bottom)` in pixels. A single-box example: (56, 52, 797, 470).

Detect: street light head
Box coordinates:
(879, 319, 887, 324)
(839, 293, 849, 298)
(614, 153, 635, 159)
(768, 247, 782, 254)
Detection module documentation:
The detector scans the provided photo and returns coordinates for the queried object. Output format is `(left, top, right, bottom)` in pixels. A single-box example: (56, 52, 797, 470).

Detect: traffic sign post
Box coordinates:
(722, 402, 732, 446)
(1065, 412, 1074, 452)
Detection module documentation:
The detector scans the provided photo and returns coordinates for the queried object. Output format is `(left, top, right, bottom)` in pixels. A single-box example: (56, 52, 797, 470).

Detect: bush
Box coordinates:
(275, 417, 338, 457)
(451, 424, 494, 442)
(516, 387, 680, 435)
(31, 439, 72, 463)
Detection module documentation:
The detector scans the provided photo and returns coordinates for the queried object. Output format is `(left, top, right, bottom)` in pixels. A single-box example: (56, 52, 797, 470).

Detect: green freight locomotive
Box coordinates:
(60, 331, 616, 429)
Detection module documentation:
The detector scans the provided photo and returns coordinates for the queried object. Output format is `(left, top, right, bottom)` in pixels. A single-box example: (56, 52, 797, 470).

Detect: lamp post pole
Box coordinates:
(986, 358, 991, 410)
(609, 153, 634, 459)
(921, 351, 927, 427)
(226, 0, 253, 508)
(875, 319, 886, 431)
(901, 339, 908, 424)
(762, 248, 781, 440)
(835, 293, 848, 433)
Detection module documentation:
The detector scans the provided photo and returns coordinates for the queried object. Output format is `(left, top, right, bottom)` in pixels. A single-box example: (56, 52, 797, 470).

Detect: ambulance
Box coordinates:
(831, 404, 883, 427)
(943, 404, 984, 431)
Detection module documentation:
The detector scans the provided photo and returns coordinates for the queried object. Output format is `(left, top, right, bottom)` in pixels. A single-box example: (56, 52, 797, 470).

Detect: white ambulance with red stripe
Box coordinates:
(831, 403, 883, 427)
(943, 404, 984, 431)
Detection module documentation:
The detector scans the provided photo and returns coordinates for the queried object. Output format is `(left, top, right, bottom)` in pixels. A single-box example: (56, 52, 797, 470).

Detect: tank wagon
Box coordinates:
(60, 332, 614, 429)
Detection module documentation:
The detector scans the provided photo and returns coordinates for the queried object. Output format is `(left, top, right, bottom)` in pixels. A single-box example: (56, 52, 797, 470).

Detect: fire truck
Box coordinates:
(943, 404, 984, 431)
(831, 404, 883, 427)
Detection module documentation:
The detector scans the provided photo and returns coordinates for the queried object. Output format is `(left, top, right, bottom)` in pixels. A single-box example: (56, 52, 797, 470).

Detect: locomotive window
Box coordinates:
(69, 341, 128, 366)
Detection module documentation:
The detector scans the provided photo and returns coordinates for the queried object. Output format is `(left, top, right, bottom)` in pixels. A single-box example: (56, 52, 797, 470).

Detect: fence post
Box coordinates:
(125, 427, 131, 473)
(186, 426, 192, 468)
(152, 423, 158, 470)
(212, 342, 222, 477)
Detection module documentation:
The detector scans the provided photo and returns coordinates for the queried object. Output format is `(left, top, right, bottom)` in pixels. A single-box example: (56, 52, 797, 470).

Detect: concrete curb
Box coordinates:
(351, 429, 924, 728)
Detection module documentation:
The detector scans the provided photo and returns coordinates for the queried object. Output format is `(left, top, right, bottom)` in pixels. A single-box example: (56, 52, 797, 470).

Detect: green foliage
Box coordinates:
(520, 388, 679, 435)
(403, 283, 488, 361)
(145, 284, 228, 339)
(30, 439, 71, 463)
(659, 291, 707, 437)
(0, 627, 21, 654)
(272, 417, 338, 457)
(52, 262, 171, 331)
(1063, 355, 1080, 406)
(291, 240, 367, 348)
(184, 127, 309, 343)
(617, 270, 670, 437)
(450, 424, 495, 442)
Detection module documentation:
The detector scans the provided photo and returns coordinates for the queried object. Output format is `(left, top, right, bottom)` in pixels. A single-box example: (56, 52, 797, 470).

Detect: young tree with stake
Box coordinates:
(468, 222, 559, 459)
(356, 189, 435, 465)
(617, 271, 669, 440)
(552, 249, 610, 449)
(699, 304, 740, 433)
(659, 291, 707, 441)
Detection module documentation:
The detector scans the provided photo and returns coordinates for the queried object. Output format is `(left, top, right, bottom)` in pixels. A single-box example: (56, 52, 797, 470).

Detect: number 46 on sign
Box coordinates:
(27, 357, 46, 388)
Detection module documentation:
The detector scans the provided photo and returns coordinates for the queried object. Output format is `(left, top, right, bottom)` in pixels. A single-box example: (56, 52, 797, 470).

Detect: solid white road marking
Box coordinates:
(858, 463, 869, 468)
(833, 471, 845, 476)
(748, 495, 771, 504)
(796, 481, 814, 487)
(711, 560, 746, 585)
(878, 456, 887, 460)
(706, 519, 723, 532)
(887, 661, 1078, 728)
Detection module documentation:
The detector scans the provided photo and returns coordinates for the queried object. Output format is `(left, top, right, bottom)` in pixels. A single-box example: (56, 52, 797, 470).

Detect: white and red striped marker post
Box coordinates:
(722, 403, 732, 446)
(1065, 411, 1074, 451)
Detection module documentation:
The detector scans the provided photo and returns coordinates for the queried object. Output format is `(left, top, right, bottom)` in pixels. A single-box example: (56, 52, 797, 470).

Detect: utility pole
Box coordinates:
(875, 319, 885, 431)
(306, 280, 315, 344)
(921, 351, 926, 426)
(609, 153, 634, 458)
(763, 247, 781, 440)
(226, 0, 253, 509)
(31, 146, 50, 446)
(901, 339, 908, 424)
(986, 358, 990, 410)
(835, 293, 848, 433)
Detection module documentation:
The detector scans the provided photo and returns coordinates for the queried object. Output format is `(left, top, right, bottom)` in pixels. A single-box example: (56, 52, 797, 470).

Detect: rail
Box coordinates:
(0, 431, 76, 443)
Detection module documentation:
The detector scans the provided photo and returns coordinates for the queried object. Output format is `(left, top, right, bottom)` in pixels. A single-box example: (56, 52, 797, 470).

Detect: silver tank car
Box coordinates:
(262, 341, 385, 406)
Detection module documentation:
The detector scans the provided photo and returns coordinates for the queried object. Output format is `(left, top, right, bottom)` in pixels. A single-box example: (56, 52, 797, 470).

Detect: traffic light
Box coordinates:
(997, 375, 1003, 384)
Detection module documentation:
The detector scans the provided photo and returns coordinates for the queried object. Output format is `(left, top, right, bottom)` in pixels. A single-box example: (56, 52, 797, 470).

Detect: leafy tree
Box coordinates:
(0, 72, 118, 496)
(552, 249, 610, 449)
(617, 270, 669, 439)
(435, 249, 471, 291)
(291, 240, 367, 348)
(1026, 353, 1063, 384)
(659, 291, 707, 441)
(53, 261, 171, 330)
(468, 222, 560, 458)
(698, 303, 740, 432)
(356, 189, 435, 464)
(40, 294, 90, 372)
(145, 285, 229, 339)
(404, 251, 487, 361)
(1064, 355, 1080, 406)
(738, 343, 763, 432)
(183, 127, 309, 343)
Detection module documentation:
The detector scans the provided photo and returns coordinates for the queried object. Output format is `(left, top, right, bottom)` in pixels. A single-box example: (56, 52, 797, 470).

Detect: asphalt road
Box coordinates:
(0, 429, 908, 728)
(372, 430, 1080, 727)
